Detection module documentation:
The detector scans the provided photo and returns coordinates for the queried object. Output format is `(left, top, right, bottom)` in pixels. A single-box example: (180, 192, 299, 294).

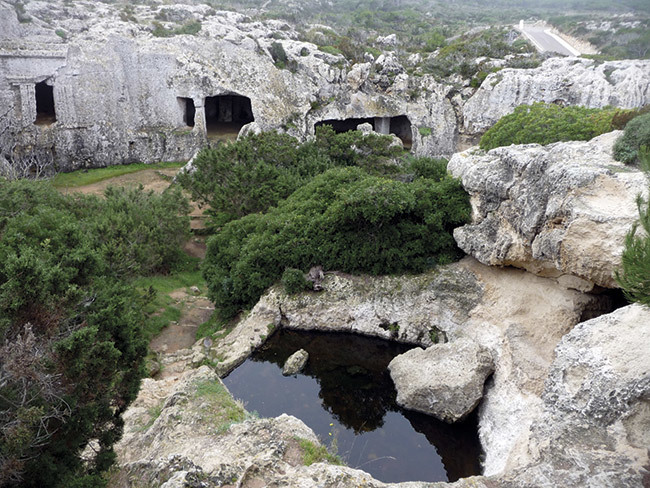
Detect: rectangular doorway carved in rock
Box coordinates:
(178, 97, 195, 127)
(204, 94, 254, 141)
(35, 80, 56, 125)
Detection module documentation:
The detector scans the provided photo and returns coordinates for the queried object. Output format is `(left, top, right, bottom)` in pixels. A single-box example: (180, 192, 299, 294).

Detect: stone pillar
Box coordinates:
(195, 99, 206, 134)
(374, 116, 390, 135)
(218, 96, 233, 122)
(18, 84, 36, 127)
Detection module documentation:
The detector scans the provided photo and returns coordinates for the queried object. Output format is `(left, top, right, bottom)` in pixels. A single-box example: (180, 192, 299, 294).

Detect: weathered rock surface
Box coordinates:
(463, 57, 650, 134)
(2, 1, 649, 173)
(496, 304, 650, 487)
(388, 338, 495, 422)
(448, 131, 648, 290)
(282, 348, 309, 375)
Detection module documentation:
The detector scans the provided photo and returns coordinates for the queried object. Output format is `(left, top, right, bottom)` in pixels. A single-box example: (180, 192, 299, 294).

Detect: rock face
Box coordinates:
(499, 304, 650, 487)
(282, 348, 309, 375)
(448, 131, 648, 290)
(463, 57, 650, 134)
(388, 338, 495, 423)
(1, 1, 649, 173)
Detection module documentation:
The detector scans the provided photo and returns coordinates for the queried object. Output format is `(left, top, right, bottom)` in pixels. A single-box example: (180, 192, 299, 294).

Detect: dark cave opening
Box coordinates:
(35, 81, 56, 125)
(204, 94, 254, 139)
(178, 97, 195, 127)
(315, 115, 413, 149)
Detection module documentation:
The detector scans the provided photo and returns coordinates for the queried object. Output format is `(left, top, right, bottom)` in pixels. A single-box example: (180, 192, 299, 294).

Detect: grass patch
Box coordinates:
(138, 403, 163, 432)
(194, 379, 252, 433)
(134, 255, 206, 341)
(52, 161, 183, 189)
(297, 438, 343, 466)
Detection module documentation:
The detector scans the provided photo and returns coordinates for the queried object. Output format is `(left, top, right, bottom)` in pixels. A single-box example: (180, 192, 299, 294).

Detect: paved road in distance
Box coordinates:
(519, 26, 575, 56)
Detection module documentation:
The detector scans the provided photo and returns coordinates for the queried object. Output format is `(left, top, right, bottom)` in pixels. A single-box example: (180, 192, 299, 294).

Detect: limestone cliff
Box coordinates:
(1, 0, 649, 174)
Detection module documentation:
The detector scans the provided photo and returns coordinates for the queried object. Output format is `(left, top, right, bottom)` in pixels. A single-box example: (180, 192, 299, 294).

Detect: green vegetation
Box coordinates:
(203, 165, 469, 318)
(614, 112, 650, 165)
(194, 380, 251, 433)
(281, 268, 312, 294)
(151, 19, 202, 37)
(51, 161, 183, 188)
(269, 41, 294, 70)
(479, 103, 635, 151)
(422, 27, 536, 79)
(176, 127, 403, 229)
(297, 438, 343, 466)
(0, 180, 190, 487)
(616, 148, 650, 305)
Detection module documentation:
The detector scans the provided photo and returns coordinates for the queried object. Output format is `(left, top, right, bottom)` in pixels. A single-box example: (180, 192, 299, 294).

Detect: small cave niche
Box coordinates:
(390, 115, 413, 149)
(35, 81, 56, 125)
(178, 97, 195, 127)
(204, 94, 254, 139)
(315, 115, 413, 149)
(315, 117, 376, 133)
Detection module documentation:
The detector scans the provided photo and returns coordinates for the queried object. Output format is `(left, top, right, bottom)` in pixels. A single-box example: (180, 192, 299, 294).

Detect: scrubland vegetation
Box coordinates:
(0, 183, 190, 487)
(180, 129, 470, 318)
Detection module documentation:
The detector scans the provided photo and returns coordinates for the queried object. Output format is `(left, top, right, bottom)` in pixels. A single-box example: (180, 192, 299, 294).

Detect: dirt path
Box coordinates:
(150, 289, 214, 356)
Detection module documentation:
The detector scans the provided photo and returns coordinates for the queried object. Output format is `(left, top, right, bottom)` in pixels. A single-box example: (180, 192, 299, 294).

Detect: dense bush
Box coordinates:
(613, 112, 650, 165)
(203, 166, 470, 318)
(479, 103, 633, 150)
(177, 127, 403, 228)
(0, 181, 189, 487)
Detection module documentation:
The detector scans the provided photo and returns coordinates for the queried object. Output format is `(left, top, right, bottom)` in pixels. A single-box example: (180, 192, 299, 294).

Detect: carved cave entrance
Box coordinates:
(204, 94, 254, 140)
(315, 115, 413, 149)
(35, 81, 56, 125)
(178, 97, 195, 127)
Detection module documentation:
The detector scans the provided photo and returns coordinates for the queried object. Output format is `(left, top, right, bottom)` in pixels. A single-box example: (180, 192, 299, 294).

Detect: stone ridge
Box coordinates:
(449, 131, 648, 290)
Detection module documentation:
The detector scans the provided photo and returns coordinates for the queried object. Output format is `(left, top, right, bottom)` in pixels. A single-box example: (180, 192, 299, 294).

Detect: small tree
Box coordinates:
(616, 147, 650, 306)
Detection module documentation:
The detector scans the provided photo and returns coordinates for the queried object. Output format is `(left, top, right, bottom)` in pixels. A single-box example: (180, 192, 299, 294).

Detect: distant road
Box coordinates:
(518, 24, 580, 56)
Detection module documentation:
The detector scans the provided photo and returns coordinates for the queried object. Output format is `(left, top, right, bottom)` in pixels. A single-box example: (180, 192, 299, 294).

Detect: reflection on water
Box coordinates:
(223, 329, 482, 483)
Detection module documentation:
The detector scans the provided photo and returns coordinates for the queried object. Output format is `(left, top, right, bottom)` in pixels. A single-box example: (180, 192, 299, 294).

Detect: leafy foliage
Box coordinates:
(616, 148, 650, 305)
(0, 180, 190, 487)
(281, 268, 312, 294)
(203, 166, 470, 318)
(479, 103, 634, 150)
(177, 127, 403, 228)
(613, 112, 650, 165)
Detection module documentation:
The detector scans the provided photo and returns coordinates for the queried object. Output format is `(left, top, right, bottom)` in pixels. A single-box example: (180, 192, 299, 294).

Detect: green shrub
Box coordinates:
(177, 127, 403, 228)
(281, 268, 311, 294)
(613, 112, 650, 165)
(79, 186, 191, 277)
(0, 180, 189, 486)
(479, 103, 632, 151)
(616, 148, 650, 304)
(269, 41, 289, 69)
(202, 166, 470, 318)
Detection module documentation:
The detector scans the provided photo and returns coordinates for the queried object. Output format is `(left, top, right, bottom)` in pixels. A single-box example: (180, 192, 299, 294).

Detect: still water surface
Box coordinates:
(223, 329, 482, 483)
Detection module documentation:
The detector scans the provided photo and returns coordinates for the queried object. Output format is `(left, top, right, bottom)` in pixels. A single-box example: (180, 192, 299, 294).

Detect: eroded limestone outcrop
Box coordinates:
(463, 57, 650, 134)
(388, 338, 495, 423)
(448, 131, 648, 291)
(497, 304, 650, 487)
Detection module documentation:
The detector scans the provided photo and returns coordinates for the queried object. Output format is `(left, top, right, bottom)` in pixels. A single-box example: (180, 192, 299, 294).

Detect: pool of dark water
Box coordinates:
(222, 329, 482, 483)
